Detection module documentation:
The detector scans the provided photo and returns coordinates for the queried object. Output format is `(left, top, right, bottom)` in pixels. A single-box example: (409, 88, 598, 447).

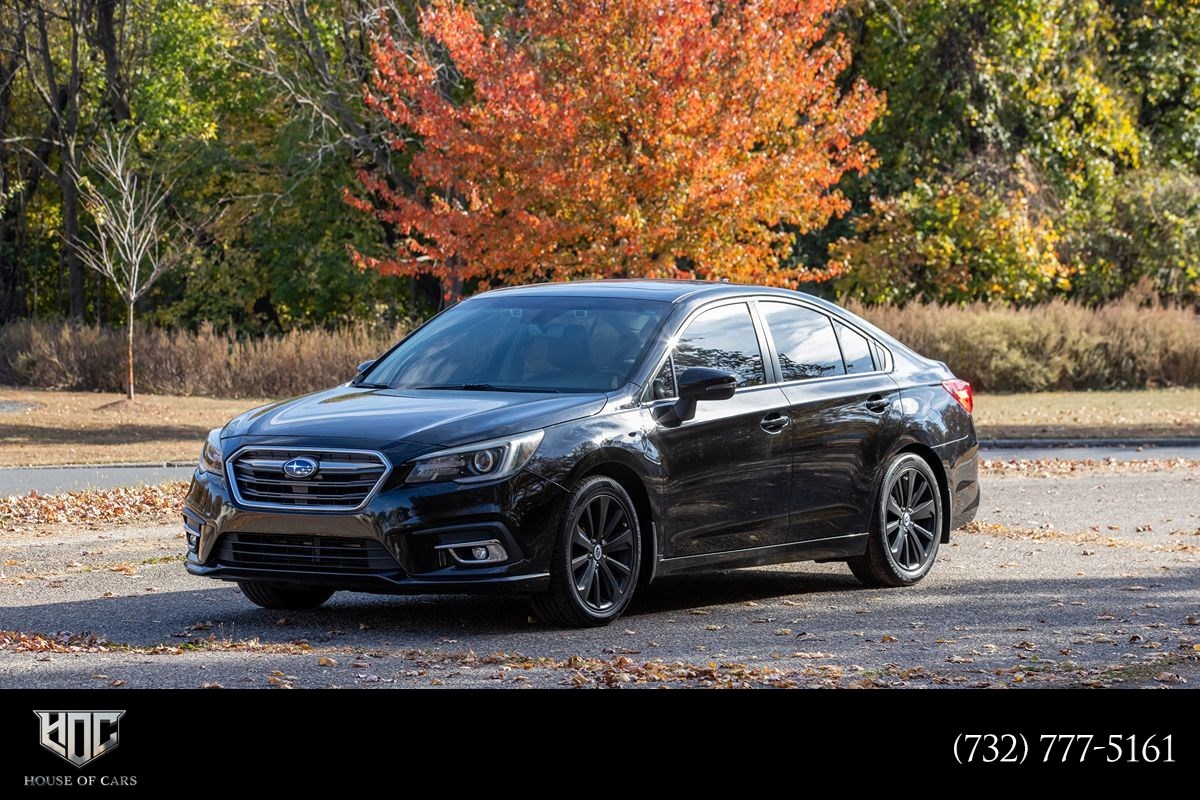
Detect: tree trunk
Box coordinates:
(62, 145, 86, 320)
(95, 0, 131, 123)
(444, 256, 464, 307)
(126, 298, 135, 401)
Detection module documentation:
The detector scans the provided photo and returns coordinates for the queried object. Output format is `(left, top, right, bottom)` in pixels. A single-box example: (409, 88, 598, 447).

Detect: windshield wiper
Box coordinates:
(415, 383, 560, 393)
(353, 381, 391, 389)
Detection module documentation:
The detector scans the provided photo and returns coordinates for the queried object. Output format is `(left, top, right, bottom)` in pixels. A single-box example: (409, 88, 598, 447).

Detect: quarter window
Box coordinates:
(836, 323, 876, 374)
(673, 303, 766, 388)
(650, 355, 676, 400)
(759, 302, 845, 381)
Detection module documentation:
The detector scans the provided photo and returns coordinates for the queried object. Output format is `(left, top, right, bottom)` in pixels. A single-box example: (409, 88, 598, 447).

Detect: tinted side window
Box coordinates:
(759, 302, 844, 381)
(836, 323, 876, 374)
(674, 303, 765, 388)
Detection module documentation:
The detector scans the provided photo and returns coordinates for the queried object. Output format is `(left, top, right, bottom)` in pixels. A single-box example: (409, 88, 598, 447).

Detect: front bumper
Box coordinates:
(183, 465, 566, 595)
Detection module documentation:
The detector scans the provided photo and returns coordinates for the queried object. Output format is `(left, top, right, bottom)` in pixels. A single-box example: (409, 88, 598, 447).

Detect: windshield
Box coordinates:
(363, 295, 671, 393)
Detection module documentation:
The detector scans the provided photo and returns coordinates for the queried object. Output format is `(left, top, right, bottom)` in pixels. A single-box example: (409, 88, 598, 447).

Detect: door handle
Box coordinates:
(865, 393, 890, 413)
(761, 412, 790, 434)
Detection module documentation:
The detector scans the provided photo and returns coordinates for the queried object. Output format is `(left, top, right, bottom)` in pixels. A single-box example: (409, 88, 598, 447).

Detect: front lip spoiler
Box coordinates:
(187, 562, 550, 594)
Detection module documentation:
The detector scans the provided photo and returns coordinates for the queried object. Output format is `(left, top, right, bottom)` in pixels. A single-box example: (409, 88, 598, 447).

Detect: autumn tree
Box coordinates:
(75, 129, 186, 400)
(350, 0, 881, 301)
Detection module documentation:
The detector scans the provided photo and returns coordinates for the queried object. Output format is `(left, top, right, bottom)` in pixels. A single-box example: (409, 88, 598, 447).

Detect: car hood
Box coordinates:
(221, 386, 609, 449)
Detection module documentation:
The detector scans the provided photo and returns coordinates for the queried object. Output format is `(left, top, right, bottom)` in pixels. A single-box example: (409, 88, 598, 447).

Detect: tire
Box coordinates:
(531, 475, 642, 627)
(237, 580, 334, 610)
(848, 452, 943, 588)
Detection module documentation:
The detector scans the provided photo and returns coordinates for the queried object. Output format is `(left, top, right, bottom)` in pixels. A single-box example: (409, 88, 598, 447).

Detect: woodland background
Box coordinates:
(1, 1, 1198, 394)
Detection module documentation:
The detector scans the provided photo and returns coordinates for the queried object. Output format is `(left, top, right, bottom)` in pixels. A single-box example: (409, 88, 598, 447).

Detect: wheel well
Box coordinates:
(897, 443, 952, 543)
(580, 462, 656, 582)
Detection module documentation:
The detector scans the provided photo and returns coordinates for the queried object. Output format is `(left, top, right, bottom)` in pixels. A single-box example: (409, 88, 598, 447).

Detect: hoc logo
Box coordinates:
(34, 711, 125, 768)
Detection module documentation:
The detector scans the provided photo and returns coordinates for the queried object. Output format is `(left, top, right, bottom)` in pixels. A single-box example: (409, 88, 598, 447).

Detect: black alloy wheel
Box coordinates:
(885, 464, 939, 570)
(848, 452, 943, 587)
(532, 476, 642, 626)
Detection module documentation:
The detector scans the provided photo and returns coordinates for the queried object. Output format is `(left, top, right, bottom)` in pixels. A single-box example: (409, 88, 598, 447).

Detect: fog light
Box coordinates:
(435, 539, 508, 565)
(186, 531, 200, 550)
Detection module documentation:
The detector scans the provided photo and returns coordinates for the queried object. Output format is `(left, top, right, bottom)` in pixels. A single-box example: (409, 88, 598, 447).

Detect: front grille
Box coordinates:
(229, 448, 389, 510)
(215, 533, 399, 573)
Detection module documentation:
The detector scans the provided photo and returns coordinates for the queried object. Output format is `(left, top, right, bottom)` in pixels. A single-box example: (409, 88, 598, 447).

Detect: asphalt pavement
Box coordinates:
(1, 467, 1197, 688)
(0, 464, 194, 497)
(1, 442, 1195, 497)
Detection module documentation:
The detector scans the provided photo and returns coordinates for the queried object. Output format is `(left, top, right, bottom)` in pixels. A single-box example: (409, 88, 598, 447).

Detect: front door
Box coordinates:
(649, 302, 793, 557)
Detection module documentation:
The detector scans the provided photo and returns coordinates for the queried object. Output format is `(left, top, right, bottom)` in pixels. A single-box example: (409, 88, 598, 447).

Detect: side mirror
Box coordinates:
(356, 359, 376, 375)
(656, 367, 737, 426)
(678, 367, 738, 403)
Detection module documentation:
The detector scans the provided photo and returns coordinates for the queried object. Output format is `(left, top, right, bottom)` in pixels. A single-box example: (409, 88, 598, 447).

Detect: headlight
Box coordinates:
(199, 428, 225, 475)
(405, 430, 544, 484)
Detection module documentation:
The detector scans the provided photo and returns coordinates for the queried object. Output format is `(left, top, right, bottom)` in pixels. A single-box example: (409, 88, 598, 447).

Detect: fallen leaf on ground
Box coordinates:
(0, 482, 187, 531)
(1155, 671, 1185, 685)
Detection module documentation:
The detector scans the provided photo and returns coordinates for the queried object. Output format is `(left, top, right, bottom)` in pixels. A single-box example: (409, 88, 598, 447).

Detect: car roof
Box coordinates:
(483, 279, 806, 304)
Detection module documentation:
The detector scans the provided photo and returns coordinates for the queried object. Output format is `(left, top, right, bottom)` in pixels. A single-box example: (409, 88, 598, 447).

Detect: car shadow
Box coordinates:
(0, 566, 864, 642)
(0, 422, 209, 446)
(5, 564, 1196, 646)
(628, 568, 862, 617)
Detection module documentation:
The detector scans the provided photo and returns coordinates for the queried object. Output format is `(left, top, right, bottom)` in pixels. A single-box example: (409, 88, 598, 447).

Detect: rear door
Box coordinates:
(755, 301, 903, 543)
(648, 301, 793, 557)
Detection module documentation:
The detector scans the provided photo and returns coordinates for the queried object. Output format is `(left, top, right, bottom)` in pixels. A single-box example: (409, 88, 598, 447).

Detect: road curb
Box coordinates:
(979, 437, 1200, 449)
(0, 461, 195, 471)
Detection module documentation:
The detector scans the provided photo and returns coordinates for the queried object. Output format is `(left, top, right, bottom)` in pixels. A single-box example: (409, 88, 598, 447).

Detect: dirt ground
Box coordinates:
(0, 388, 270, 466)
(974, 388, 1200, 440)
(0, 386, 1198, 467)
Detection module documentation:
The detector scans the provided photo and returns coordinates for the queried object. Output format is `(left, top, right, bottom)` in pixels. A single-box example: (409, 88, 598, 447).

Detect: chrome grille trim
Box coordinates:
(225, 446, 391, 512)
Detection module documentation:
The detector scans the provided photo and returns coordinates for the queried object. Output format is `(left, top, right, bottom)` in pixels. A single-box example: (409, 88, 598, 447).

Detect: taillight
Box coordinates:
(941, 379, 973, 413)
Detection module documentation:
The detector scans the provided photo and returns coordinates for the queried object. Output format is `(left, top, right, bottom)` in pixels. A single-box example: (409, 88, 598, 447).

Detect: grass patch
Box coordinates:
(0, 388, 257, 466)
(975, 388, 1200, 439)
(1, 385, 1197, 471)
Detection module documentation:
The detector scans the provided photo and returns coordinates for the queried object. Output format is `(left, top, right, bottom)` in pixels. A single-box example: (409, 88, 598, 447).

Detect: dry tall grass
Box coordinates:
(0, 322, 405, 399)
(852, 299, 1200, 391)
(1, 298, 1197, 396)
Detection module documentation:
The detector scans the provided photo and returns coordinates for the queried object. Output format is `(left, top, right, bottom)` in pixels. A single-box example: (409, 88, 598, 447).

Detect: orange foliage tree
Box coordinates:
(348, 0, 881, 301)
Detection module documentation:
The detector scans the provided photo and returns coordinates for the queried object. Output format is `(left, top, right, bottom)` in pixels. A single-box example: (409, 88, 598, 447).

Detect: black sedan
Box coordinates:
(184, 280, 979, 626)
